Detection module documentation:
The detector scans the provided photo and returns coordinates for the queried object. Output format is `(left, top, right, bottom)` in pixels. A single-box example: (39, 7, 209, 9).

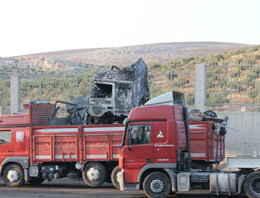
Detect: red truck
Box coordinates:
(0, 103, 123, 188)
(0, 99, 224, 189)
(119, 103, 260, 198)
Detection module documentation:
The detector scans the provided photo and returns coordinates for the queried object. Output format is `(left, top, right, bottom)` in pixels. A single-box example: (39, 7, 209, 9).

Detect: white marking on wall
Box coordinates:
(34, 135, 77, 137)
(36, 155, 51, 159)
(190, 153, 206, 158)
(86, 145, 107, 148)
(113, 154, 120, 158)
(189, 124, 206, 130)
(55, 155, 77, 159)
(86, 155, 107, 159)
(154, 144, 175, 147)
(189, 131, 205, 134)
(84, 127, 124, 132)
(35, 128, 78, 133)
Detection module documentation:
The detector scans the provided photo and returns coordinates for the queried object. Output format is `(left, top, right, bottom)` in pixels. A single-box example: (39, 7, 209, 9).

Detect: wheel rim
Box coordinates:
(252, 178, 260, 193)
(7, 170, 19, 183)
(116, 171, 121, 183)
(87, 167, 100, 181)
(150, 179, 164, 193)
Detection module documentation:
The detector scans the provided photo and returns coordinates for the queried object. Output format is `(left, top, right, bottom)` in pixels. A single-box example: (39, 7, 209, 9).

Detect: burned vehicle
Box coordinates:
(49, 58, 149, 125)
(87, 58, 149, 124)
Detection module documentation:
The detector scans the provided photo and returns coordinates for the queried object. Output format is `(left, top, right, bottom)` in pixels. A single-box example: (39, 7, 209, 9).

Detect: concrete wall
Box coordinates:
(217, 112, 260, 157)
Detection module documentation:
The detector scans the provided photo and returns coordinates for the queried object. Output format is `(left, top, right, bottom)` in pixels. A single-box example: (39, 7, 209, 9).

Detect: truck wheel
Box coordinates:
(3, 164, 24, 187)
(143, 172, 171, 198)
(111, 165, 121, 189)
(28, 177, 45, 186)
(82, 162, 107, 187)
(244, 171, 260, 198)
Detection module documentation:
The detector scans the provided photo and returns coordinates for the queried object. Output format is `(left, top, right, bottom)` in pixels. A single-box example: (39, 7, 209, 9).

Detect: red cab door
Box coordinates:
(122, 122, 154, 183)
(153, 121, 171, 162)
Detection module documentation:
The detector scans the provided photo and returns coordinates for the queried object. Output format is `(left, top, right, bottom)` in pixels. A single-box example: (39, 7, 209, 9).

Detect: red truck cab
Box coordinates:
(119, 104, 191, 196)
(119, 97, 260, 198)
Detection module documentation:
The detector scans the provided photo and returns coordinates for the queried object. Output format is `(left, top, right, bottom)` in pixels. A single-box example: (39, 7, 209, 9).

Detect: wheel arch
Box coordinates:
(1, 156, 29, 176)
(137, 163, 176, 191)
(82, 161, 118, 172)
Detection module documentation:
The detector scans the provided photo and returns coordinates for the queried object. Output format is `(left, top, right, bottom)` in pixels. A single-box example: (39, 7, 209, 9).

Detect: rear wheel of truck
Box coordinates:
(111, 165, 121, 189)
(3, 164, 24, 187)
(244, 171, 260, 198)
(82, 162, 107, 187)
(143, 171, 171, 198)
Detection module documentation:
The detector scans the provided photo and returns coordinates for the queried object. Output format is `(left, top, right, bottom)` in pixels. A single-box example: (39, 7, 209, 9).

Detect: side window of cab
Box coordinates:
(129, 125, 151, 145)
(0, 130, 11, 145)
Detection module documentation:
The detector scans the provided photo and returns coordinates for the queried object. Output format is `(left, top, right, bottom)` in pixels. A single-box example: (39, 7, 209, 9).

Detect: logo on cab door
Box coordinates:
(16, 131, 24, 142)
(157, 130, 164, 138)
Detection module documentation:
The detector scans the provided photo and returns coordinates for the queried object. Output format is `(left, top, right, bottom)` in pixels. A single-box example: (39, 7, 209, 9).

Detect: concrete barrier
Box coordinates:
(217, 112, 260, 157)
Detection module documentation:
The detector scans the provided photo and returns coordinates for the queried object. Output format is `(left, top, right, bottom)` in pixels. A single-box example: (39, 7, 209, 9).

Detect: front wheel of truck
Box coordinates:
(3, 164, 24, 187)
(111, 165, 121, 189)
(82, 162, 107, 187)
(143, 171, 171, 198)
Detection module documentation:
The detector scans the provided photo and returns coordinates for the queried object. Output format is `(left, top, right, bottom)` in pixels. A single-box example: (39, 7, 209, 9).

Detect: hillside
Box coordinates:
(20, 42, 250, 66)
(0, 42, 251, 76)
(0, 42, 260, 113)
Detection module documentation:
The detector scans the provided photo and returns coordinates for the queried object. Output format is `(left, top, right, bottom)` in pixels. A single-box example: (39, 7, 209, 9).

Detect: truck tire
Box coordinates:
(244, 171, 260, 198)
(111, 165, 121, 189)
(143, 172, 171, 198)
(3, 164, 24, 187)
(27, 177, 45, 186)
(82, 162, 107, 187)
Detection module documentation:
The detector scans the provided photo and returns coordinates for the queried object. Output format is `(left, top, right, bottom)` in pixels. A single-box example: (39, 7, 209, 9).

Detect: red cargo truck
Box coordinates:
(0, 103, 123, 188)
(0, 101, 224, 189)
(119, 104, 260, 198)
(189, 121, 225, 169)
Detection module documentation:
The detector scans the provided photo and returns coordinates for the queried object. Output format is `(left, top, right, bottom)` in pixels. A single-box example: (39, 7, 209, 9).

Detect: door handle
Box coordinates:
(146, 158, 153, 162)
(8, 150, 13, 152)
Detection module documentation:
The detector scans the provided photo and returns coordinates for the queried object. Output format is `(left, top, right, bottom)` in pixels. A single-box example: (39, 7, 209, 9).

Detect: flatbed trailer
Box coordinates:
(0, 103, 123, 188)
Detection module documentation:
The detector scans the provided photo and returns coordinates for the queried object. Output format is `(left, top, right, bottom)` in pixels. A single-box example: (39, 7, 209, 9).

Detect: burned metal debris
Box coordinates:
(49, 58, 149, 125)
(87, 58, 149, 124)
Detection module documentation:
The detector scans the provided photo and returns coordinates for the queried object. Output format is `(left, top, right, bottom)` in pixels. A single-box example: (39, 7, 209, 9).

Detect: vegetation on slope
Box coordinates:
(0, 45, 260, 112)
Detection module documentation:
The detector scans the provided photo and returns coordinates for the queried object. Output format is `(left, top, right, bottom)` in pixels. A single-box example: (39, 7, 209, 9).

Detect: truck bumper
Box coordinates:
(119, 170, 139, 191)
(119, 170, 125, 191)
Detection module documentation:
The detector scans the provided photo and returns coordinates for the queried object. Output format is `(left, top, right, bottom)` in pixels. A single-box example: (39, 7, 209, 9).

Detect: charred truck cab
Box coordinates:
(86, 58, 149, 125)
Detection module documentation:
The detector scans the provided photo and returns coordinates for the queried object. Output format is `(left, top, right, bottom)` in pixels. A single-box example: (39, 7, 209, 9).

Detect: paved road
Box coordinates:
(0, 178, 246, 198)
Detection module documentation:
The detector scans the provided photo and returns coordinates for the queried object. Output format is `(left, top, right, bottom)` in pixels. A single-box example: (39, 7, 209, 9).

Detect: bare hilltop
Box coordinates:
(0, 42, 252, 75)
(20, 42, 250, 66)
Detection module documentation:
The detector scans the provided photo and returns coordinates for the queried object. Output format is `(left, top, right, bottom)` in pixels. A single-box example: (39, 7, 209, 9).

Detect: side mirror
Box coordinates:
(123, 118, 130, 126)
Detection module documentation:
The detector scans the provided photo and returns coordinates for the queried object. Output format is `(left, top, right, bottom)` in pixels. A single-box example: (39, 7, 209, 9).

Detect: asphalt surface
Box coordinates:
(0, 178, 247, 198)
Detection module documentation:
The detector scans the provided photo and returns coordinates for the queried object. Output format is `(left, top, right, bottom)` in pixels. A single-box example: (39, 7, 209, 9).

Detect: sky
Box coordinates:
(0, 0, 260, 57)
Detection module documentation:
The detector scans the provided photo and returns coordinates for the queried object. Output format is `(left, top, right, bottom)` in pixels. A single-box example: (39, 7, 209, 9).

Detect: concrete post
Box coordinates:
(195, 64, 207, 112)
(10, 75, 21, 114)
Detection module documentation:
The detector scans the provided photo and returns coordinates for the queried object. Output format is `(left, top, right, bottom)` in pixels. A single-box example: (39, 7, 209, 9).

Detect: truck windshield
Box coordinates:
(91, 83, 112, 98)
